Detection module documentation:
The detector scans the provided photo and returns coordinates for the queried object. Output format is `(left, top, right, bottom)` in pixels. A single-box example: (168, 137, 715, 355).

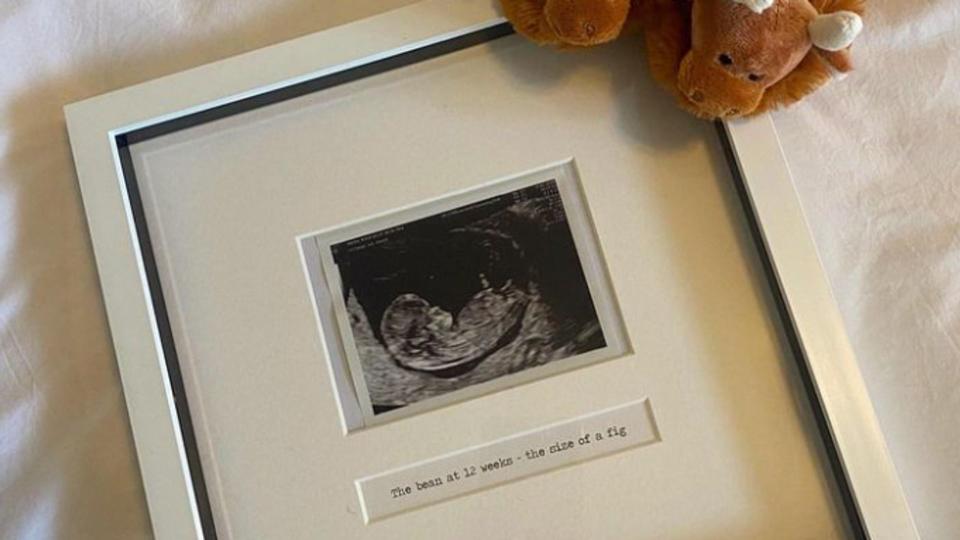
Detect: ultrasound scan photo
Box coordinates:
(329, 180, 605, 414)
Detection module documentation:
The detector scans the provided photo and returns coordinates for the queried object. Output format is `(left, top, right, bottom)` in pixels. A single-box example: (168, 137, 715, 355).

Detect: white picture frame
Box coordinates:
(63, 1, 917, 538)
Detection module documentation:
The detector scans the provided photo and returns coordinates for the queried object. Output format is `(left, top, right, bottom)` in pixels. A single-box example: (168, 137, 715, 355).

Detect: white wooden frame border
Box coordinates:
(63, 1, 916, 538)
(722, 118, 916, 538)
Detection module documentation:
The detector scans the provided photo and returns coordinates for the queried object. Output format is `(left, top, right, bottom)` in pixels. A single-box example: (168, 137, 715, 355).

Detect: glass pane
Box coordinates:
(126, 32, 852, 538)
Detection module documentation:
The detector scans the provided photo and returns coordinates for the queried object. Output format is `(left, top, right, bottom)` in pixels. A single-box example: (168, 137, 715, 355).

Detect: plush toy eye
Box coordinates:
(718, 53, 733, 66)
(748, 73, 765, 82)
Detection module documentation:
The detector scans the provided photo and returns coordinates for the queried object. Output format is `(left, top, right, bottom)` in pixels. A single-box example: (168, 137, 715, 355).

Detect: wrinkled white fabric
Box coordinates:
(0, 1, 956, 538)
(773, 1, 960, 536)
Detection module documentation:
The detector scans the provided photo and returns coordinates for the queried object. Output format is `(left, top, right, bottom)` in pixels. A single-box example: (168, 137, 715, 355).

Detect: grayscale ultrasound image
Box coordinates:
(330, 180, 605, 414)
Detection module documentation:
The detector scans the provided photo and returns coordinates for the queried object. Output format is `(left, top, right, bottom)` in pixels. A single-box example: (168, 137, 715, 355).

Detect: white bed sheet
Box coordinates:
(0, 0, 956, 538)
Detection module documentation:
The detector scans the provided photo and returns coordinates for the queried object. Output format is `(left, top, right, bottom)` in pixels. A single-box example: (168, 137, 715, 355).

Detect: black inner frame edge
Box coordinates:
(112, 21, 866, 539)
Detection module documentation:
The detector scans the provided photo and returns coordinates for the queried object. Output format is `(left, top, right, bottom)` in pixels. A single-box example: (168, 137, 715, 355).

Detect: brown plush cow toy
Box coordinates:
(500, 0, 865, 119)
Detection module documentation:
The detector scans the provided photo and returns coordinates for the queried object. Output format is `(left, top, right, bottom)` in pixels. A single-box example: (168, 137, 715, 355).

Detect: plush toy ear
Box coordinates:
(809, 11, 863, 51)
(731, 0, 775, 14)
(819, 49, 854, 73)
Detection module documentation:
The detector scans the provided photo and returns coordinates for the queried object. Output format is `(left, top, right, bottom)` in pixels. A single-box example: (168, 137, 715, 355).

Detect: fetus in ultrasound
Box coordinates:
(331, 181, 605, 413)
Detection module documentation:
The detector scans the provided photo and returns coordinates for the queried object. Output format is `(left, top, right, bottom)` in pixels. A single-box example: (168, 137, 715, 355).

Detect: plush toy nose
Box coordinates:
(678, 56, 763, 118)
(684, 86, 742, 116)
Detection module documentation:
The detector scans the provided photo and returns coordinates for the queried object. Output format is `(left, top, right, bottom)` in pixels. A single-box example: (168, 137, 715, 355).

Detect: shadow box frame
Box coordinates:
(63, 1, 917, 538)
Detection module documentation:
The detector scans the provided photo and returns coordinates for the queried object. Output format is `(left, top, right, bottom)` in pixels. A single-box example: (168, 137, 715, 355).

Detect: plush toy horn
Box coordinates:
(731, 0, 775, 14)
(809, 11, 864, 51)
